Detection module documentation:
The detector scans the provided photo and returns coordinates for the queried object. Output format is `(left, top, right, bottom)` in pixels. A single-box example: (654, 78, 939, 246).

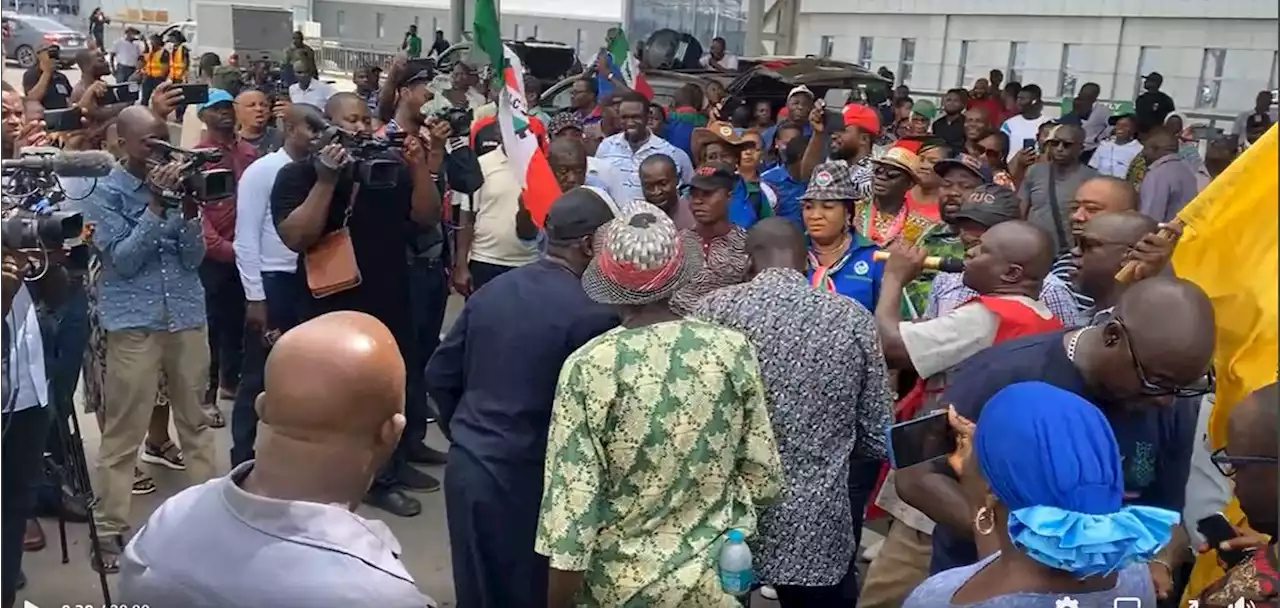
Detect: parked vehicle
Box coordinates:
(2, 14, 85, 68)
(435, 38, 579, 90)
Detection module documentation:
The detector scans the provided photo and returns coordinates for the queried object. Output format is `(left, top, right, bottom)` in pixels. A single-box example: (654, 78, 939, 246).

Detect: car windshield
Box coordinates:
(22, 16, 74, 32)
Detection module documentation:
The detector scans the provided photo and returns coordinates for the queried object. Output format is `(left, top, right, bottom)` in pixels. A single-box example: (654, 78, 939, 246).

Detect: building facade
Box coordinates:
(794, 0, 1278, 114)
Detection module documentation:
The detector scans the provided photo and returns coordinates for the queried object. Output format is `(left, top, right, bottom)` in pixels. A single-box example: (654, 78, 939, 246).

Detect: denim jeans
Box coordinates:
(229, 271, 306, 467)
(406, 256, 448, 445)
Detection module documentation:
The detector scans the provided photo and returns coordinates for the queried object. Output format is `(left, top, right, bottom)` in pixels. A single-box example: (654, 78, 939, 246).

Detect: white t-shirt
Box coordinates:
(899, 295, 1054, 379)
(1088, 139, 1144, 179)
(1000, 114, 1053, 162)
(289, 80, 336, 109)
(460, 149, 540, 268)
(111, 37, 143, 67)
(699, 53, 739, 71)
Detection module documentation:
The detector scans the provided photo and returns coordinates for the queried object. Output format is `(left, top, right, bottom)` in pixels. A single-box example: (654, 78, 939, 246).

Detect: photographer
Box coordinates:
(79, 106, 217, 573)
(68, 49, 131, 148)
(270, 92, 442, 517)
(1, 82, 68, 608)
(22, 45, 74, 111)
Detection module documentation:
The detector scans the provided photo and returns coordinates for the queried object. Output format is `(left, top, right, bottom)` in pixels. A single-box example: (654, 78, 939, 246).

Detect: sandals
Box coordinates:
(90, 534, 123, 574)
(132, 468, 156, 495)
(140, 439, 186, 470)
(204, 406, 226, 428)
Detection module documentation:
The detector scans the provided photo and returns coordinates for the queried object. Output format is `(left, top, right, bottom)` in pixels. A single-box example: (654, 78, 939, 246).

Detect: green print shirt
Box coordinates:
(536, 319, 783, 607)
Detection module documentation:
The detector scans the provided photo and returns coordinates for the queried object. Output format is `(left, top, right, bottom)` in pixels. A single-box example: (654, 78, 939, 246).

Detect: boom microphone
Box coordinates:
(872, 250, 965, 273)
(2, 148, 117, 178)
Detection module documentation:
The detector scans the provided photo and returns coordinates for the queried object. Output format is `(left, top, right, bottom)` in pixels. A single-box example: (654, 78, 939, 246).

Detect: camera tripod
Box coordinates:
(44, 400, 112, 605)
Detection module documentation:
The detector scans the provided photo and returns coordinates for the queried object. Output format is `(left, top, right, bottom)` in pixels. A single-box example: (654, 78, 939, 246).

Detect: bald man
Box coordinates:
(235, 89, 284, 156)
(904, 275, 1207, 578)
(1070, 211, 1158, 324)
(229, 104, 321, 466)
(81, 105, 216, 573)
(694, 217, 893, 604)
(1138, 127, 1198, 223)
(1018, 122, 1099, 254)
(120, 312, 436, 607)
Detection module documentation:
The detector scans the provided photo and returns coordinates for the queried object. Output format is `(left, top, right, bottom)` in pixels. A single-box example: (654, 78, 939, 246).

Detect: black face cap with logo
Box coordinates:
(952, 184, 1020, 227)
(689, 162, 737, 193)
(544, 186, 619, 242)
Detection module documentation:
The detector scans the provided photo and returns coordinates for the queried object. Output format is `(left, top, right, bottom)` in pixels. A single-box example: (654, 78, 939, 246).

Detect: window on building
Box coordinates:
(532, 25, 540, 40)
(1196, 48, 1227, 109)
(1271, 51, 1279, 91)
(819, 35, 834, 59)
(376, 12, 385, 39)
(576, 28, 588, 59)
(1007, 41, 1027, 84)
(858, 36, 873, 70)
(514, 23, 525, 39)
(1134, 46, 1157, 99)
(413, 15, 420, 27)
(1058, 43, 1080, 97)
(898, 38, 916, 85)
(336, 10, 346, 37)
(956, 40, 972, 87)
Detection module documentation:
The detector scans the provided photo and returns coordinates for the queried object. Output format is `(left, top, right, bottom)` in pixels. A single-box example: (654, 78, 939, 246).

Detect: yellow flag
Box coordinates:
(1173, 124, 1279, 603)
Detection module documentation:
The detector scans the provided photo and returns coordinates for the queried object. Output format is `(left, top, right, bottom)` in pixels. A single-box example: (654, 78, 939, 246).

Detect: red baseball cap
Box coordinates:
(841, 103, 880, 135)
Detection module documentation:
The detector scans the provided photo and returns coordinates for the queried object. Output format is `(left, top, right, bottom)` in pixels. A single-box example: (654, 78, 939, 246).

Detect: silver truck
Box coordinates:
(186, 3, 293, 65)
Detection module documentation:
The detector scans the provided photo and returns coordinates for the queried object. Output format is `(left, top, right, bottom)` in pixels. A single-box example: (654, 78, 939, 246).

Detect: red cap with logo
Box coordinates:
(841, 104, 881, 135)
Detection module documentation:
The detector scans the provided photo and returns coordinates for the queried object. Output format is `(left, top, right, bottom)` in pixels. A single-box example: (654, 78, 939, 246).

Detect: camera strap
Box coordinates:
(1045, 163, 1070, 255)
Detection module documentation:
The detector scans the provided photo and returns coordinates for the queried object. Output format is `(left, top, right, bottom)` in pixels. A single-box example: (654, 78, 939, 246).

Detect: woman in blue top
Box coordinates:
(691, 121, 780, 230)
(802, 160, 884, 310)
(903, 382, 1179, 608)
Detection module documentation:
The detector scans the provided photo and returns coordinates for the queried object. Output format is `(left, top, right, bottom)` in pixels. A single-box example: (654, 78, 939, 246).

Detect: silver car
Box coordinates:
(2, 14, 85, 68)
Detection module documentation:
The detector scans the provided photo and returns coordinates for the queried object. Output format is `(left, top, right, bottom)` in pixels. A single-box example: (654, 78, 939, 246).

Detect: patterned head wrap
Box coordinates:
(975, 382, 1181, 577)
(581, 203, 702, 306)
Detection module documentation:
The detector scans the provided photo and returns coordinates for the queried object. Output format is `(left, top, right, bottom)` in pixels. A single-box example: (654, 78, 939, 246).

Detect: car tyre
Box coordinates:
(15, 45, 34, 68)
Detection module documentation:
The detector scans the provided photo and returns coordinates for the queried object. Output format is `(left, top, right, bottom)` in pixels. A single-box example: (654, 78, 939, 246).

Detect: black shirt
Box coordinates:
(269, 156, 416, 334)
(1134, 90, 1176, 132)
(927, 330, 1197, 575)
(931, 113, 967, 151)
(21, 68, 73, 110)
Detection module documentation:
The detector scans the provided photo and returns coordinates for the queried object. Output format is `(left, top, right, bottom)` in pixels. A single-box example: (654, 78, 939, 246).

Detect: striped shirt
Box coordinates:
(1050, 251, 1094, 315)
(924, 270, 1085, 328)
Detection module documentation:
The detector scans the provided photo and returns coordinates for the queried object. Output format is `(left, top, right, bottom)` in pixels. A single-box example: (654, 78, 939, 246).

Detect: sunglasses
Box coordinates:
(873, 165, 907, 180)
(1112, 316, 1216, 398)
(1211, 447, 1278, 477)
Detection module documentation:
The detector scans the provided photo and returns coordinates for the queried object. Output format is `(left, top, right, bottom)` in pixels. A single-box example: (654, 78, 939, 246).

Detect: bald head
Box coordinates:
(1087, 210, 1157, 245)
(983, 220, 1054, 280)
(1232, 383, 1280, 454)
(1229, 382, 1279, 535)
(548, 136, 586, 166)
(117, 106, 164, 139)
(1113, 276, 1216, 378)
(746, 217, 806, 274)
(259, 311, 406, 443)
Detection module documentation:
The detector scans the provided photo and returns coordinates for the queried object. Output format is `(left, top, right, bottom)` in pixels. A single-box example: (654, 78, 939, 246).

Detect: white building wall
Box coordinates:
(795, 0, 1278, 114)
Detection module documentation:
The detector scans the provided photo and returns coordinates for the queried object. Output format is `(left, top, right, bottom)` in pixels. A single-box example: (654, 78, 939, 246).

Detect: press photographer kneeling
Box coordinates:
(270, 92, 443, 517)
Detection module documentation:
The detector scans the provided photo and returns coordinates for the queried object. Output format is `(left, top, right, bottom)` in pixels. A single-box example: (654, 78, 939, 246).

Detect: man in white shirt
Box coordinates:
(451, 147, 541, 295)
(999, 84, 1052, 162)
(1, 258, 52, 607)
(110, 27, 144, 83)
(229, 106, 312, 466)
(1088, 113, 1143, 178)
(288, 61, 335, 110)
(699, 36, 739, 72)
(594, 91, 694, 203)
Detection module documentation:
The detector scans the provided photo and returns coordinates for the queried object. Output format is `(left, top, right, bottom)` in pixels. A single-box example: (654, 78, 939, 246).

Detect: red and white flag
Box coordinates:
(497, 45, 561, 227)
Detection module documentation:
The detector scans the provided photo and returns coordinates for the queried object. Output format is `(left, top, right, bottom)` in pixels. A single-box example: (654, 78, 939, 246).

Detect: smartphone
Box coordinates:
(1197, 513, 1251, 568)
(887, 411, 957, 469)
(1021, 137, 1037, 151)
(175, 83, 209, 105)
(101, 82, 139, 105)
(44, 107, 83, 132)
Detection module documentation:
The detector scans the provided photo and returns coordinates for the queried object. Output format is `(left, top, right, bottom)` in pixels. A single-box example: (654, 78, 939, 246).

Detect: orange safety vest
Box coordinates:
(143, 48, 166, 78)
(168, 45, 187, 81)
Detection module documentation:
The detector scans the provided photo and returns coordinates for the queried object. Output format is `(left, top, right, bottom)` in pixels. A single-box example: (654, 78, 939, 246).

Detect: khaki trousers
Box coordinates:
(857, 518, 933, 608)
(92, 328, 216, 537)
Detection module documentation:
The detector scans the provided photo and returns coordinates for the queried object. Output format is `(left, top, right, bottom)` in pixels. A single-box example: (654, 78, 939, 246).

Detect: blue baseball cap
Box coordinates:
(196, 88, 234, 113)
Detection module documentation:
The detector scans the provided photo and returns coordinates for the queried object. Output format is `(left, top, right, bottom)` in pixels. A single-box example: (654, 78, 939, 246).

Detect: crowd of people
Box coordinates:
(1, 18, 1276, 608)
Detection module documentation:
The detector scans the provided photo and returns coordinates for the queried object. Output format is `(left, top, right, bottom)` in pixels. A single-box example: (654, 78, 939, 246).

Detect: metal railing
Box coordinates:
(311, 40, 399, 78)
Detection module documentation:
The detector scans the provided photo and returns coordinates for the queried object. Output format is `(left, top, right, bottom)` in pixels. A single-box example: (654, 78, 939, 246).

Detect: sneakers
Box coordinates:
(140, 440, 186, 470)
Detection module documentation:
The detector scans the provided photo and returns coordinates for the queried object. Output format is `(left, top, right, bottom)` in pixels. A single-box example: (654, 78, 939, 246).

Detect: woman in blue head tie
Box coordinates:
(904, 381, 1181, 607)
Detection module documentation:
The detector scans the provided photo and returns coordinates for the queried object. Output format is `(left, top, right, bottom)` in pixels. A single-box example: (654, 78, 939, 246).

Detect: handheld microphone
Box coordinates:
(872, 250, 965, 273)
(2, 148, 117, 178)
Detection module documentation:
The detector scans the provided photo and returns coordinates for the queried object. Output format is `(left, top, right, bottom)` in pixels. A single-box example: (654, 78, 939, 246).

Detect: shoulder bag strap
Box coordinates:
(1045, 163, 1070, 254)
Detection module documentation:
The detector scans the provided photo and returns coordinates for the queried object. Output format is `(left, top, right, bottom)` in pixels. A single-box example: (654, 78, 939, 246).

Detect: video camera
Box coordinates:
(145, 139, 236, 203)
(305, 114, 407, 189)
(0, 148, 104, 254)
(436, 106, 474, 138)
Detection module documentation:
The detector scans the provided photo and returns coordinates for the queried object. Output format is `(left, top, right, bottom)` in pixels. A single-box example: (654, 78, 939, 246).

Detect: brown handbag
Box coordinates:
(304, 183, 362, 298)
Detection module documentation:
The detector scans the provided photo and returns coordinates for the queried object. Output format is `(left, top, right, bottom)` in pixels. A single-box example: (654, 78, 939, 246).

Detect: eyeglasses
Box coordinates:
(1211, 447, 1279, 477)
(1111, 316, 1216, 398)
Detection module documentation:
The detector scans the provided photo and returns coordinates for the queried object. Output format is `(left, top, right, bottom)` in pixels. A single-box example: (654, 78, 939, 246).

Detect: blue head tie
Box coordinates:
(975, 382, 1180, 577)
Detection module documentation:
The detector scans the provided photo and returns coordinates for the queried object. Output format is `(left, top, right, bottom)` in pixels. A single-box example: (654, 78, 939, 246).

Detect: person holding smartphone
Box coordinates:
(22, 45, 74, 111)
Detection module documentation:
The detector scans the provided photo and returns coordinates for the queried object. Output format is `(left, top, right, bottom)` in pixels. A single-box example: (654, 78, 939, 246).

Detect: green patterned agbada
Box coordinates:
(535, 319, 783, 607)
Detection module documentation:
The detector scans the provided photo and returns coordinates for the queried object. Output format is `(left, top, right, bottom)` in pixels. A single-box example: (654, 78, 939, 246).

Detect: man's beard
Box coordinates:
(830, 145, 854, 161)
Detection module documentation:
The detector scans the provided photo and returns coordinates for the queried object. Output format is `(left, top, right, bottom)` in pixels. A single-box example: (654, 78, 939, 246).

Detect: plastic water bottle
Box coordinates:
(718, 528, 753, 597)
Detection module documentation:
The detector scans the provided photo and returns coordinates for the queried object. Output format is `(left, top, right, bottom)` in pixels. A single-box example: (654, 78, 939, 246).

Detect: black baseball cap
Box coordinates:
(952, 184, 1020, 227)
(544, 187, 618, 241)
(689, 162, 737, 192)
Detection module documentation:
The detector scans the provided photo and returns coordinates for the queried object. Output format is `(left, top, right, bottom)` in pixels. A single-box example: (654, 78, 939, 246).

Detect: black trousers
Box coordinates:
(468, 260, 517, 293)
(445, 449, 548, 608)
(140, 75, 165, 106)
(835, 455, 883, 605)
(407, 257, 448, 444)
(200, 259, 245, 396)
(775, 584, 849, 607)
(2, 406, 51, 608)
(230, 271, 307, 467)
